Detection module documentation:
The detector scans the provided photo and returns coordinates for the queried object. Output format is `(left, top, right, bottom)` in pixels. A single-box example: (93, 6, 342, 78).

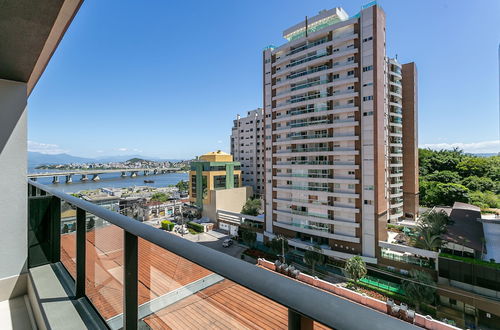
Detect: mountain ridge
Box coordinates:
(28, 152, 183, 166)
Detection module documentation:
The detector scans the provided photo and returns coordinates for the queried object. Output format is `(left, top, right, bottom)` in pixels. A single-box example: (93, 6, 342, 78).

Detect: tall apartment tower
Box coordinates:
(231, 108, 265, 196)
(263, 3, 418, 262)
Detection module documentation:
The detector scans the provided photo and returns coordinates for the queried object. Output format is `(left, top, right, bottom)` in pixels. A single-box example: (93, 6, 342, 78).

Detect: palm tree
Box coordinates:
(402, 270, 436, 313)
(415, 228, 442, 251)
(343, 256, 367, 287)
(419, 210, 449, 236)
(303, 245, 325, 276)
(270, 236, 289, 263)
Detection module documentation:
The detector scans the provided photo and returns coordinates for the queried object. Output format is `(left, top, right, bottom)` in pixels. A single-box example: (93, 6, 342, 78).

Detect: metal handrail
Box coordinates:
(28, 180, 417, 330)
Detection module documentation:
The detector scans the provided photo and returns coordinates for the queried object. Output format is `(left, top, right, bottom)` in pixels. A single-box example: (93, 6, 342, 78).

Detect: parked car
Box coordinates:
(222, 239, 233, 248)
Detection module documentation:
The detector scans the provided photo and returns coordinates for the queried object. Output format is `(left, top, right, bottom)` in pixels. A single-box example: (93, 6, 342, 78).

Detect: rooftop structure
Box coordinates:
(189, 151, 251, 221)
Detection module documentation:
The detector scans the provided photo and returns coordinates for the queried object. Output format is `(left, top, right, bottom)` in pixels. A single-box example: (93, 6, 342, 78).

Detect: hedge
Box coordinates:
(187, 221, 204, 232)
(161, 220, 175, 231)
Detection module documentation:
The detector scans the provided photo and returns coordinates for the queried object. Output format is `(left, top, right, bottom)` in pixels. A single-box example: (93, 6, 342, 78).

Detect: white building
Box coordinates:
(230, 108, 265, 196)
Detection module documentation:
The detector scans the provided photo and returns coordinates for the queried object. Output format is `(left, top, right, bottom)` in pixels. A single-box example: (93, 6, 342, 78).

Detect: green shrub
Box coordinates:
(161, 220, 174, 231)
(387, 224, 404, 231)
(187, 221, 204, 232)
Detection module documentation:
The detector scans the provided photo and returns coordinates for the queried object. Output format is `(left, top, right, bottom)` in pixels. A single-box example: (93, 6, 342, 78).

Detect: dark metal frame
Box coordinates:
(29, 180, 418, 330)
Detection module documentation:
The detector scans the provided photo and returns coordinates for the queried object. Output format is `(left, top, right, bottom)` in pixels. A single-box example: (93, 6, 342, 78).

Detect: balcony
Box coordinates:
(285, 64, 330, 81)
(273, 197, 360, 213)
(273, 221, 360, 243)
(20, 181, 389, 329)
(277, 33, 357, 63)
(0, 3, 436, 329)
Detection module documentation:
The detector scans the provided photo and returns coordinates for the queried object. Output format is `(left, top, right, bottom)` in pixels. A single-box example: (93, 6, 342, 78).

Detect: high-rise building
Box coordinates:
(263, 3, 419, 262)
(230, 108, 265, 196)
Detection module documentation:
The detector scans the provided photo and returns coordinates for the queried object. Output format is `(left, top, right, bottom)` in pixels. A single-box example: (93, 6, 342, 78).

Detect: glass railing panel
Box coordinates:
(84, 217, 124, 321)
(137, 239, 295, 329)
(60, 200, 77, 279)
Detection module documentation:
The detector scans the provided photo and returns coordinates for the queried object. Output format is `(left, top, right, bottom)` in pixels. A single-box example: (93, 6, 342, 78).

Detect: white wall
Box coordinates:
(0, 79, 28, 290)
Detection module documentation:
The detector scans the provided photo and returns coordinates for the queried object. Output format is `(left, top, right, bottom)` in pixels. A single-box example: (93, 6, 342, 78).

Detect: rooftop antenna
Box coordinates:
(305, 16, 308, 37)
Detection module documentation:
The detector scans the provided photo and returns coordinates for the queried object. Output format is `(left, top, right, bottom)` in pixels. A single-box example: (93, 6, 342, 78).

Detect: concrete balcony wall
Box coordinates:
(0, 80, 28, 301)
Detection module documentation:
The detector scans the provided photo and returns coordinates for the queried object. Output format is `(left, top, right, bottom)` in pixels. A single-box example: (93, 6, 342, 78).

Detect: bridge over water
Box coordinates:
(27, 168, 182, 183)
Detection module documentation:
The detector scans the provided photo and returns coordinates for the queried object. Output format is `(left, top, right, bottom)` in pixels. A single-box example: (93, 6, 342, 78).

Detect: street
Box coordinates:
(168, 228, 246, 259)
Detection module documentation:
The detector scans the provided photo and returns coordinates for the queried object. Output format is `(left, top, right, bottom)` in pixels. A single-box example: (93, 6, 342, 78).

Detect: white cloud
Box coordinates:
(117, 148, 128, 152)
(420, 140, 500, 154)
(217, 140, 222, 144)
(28, 140, 68, 154)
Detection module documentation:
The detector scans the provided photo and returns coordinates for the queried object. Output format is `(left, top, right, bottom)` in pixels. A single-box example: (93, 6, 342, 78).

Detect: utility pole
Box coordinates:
(282, 237, 285, 264)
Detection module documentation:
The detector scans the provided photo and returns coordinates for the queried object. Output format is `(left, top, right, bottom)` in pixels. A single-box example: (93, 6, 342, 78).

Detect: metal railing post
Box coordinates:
(288, 309, 301, 330)
(288, 309, 313, 330)
(75, 207, 86, 298)
(124, 231, 138, 330)
(50, 196, 61, 263)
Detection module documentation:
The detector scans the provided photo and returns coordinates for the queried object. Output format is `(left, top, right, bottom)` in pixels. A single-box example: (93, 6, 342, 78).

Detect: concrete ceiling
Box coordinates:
(0, 0, 83, 94)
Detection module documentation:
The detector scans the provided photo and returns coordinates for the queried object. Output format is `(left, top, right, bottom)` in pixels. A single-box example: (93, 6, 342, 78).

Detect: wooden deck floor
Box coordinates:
(60, 225, 331, 329)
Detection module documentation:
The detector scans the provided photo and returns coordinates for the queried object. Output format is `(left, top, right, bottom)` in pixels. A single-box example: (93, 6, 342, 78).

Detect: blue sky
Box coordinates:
(28, 0, 500, 159)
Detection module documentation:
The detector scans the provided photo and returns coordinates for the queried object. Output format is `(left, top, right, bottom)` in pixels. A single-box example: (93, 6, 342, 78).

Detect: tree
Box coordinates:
(419, 210, 449, 236)
(241, 229, 257, 248)
(414, 228, 442, 251)
(241, 198, 261, 216)
(161, 220, 174, 231)
(457, 157, 490, 178)
(303, 245, 325, 276)
(419, 148, 464, 176)
(343, 256, 367, 287)
(461, 176, 497, 193)
(469, 191, 500, 209)
(425, 170, 461, 184)
(423, 183, 469, 206)
(270, 236, 289, 263)
(175, 180, 189, 192)
(150, 192, 170, 203)
(402, 270, 436, 313)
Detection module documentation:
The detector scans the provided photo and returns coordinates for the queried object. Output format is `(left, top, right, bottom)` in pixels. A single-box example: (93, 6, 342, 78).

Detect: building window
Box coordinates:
(191, 175, 197, 197)
(363, 65, 373, 72)
(210, 165, 226, 171)
(363, 36, 373, 42)
(214, 175, 226, 189)
(363, 96, 373, 101)
(364, 200, 373, 205)
(363, 82, 373, 87)
(364, 185, 374, 190)
(234, 175, 240, 187)
(347, 70, 354, 76)
(363, 111, 374, 116)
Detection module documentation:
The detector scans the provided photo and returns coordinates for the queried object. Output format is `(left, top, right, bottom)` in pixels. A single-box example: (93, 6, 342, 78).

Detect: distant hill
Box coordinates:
(28, 152, 94, 166)
(472, 153, 498, 157)
(28, 152, 183, 167)
(125, 157, 145, 163)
